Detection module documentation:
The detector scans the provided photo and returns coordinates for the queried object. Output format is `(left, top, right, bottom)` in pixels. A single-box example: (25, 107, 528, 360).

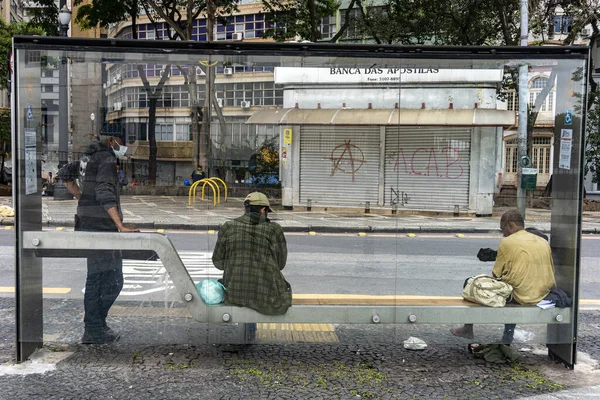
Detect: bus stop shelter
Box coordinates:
(11, 37, 588, 367)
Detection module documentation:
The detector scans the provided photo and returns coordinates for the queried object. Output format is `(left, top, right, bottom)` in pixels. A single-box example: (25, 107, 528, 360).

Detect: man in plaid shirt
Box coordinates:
(212, 192, 292, 317)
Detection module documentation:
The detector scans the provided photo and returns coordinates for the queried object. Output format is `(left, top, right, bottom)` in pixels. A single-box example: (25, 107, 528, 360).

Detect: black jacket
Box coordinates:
(58, 141, 122, 231)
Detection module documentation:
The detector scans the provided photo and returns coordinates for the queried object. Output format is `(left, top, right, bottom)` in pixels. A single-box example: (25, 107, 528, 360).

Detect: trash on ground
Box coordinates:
(0, 205, 14, 217)
(403, 336, 427, 350)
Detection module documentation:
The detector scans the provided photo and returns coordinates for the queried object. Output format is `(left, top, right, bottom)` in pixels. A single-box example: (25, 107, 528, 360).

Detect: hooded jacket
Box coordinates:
(58, 140, 122, 231)
(212, 212, 292, 315)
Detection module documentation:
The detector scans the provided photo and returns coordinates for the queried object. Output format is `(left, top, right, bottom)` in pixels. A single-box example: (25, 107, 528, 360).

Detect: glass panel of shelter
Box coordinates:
(12, 41, 586, 358)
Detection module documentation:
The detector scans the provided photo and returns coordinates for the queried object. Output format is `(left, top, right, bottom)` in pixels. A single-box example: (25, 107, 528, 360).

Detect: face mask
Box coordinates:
(113, 144, 128, 158)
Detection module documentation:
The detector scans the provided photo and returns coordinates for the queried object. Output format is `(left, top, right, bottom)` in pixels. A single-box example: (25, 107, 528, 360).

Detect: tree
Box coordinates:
(142, 0, 239, 177)
(24, 0, 60, 36)
(250, 137, 280, 186)
(74, 0, 169, 185)
(261, 0, 339, 42)
(74, 0, 141, 35)
(0, 20, 44, 90)
(330, 0, 520, 45)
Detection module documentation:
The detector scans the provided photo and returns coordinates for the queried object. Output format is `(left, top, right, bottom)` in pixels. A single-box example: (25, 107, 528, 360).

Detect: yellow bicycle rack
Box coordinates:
(187, 178, 228, 207)
(208, 177, 228, 202)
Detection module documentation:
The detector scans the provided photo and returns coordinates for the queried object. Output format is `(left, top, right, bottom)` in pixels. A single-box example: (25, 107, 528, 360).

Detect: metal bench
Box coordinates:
(24, 231, 569, 327)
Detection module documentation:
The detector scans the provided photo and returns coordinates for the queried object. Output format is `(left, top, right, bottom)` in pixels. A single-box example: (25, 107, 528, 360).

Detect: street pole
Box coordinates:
(53, 5, 72, 200)
(517, 0, 529, 217)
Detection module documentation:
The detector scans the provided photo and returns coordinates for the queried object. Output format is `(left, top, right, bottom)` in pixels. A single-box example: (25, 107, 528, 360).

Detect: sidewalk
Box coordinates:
(1, 296, 600, 399)
(1, 196, 600, 398)
(1, 195, 600, 233)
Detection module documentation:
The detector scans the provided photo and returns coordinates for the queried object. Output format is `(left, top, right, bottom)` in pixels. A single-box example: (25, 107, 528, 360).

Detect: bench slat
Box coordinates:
(292, 294, 515, 307)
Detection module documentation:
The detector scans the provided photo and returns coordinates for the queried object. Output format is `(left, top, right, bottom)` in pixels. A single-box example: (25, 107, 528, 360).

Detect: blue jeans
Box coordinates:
(83, 254, 123, 333)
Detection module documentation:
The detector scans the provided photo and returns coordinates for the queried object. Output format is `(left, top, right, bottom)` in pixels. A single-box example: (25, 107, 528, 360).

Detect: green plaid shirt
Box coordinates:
(212, 212, 291, 315)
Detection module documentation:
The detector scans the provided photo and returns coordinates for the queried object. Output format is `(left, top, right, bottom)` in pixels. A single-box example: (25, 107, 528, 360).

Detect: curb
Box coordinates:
(2, 218, 598, 235)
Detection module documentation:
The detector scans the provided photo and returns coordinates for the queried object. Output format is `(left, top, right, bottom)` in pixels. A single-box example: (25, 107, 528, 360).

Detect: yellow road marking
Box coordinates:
(308, 231, 317, 236)
(580, 300, 600, 305)
(156, 229, 165, 233)
(207, 230, 216, 234)
(358, 232, 367, 236)
(456, 233, 465, 238)
(4, 226, 13, 230)
(407, 233, 416, 237)
(0, 287, 71, 294)
(55, 227, 65, 231)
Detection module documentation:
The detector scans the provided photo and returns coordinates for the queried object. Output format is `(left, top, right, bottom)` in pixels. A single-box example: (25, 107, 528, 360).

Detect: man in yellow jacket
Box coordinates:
(451, 209, 556, 343)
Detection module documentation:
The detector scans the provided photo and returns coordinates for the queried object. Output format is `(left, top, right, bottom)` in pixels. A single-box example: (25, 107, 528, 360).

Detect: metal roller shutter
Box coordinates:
(300, 126, 380, 206)
(384, 126, 471, 210)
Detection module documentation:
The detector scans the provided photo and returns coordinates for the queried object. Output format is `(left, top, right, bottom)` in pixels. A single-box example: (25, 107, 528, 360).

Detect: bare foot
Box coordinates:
(450, 326, 474, 339)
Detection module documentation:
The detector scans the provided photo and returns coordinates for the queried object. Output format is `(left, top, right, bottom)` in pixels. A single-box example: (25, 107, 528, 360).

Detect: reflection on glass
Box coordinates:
(11, 40, 586, 358)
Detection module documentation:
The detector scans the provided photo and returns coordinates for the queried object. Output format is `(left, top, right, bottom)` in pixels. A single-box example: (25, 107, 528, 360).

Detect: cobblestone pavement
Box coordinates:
(1, 297, 600, 399)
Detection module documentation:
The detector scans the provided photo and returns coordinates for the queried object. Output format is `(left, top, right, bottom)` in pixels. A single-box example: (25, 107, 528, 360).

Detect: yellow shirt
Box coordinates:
(492, 230, 556, 305)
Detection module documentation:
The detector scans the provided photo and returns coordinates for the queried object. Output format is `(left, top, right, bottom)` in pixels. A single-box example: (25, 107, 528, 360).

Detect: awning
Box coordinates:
(246, 108, 515, 127)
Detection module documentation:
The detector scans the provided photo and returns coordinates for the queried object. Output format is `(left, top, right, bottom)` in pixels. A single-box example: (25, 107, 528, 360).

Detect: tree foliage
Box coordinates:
(25, 0, 61, 36)
(261, 0, 340, 42)
(0, 20, 43, 91)
(74, 0, 140, 30)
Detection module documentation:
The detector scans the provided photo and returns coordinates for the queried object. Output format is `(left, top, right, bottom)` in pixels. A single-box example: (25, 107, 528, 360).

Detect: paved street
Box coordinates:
(0, 195, 600, 398)
(1, 195, 600, 233)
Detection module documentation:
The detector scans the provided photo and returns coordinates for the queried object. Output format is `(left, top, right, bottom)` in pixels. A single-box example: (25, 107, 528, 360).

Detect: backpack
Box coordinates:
(462, 274, 513, 307)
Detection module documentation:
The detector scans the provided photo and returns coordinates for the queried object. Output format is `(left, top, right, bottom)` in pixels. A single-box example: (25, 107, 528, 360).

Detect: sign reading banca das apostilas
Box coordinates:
(274, 67, 503, 84)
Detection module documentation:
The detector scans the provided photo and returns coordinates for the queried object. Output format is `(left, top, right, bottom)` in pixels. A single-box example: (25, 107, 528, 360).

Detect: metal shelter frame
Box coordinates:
(11, 37, 589, 367)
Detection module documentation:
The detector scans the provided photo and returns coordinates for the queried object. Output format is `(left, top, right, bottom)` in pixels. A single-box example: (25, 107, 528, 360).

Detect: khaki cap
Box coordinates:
(244, 192, 273, 212)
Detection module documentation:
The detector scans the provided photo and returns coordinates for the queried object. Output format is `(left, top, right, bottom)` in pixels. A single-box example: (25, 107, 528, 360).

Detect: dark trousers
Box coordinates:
(83, 255, 123, 333)
(76, 217, 123, 334)
(501, 297, 519, 344)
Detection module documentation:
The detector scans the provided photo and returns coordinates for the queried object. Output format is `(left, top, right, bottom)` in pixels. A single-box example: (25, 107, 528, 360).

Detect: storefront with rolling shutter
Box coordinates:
(299, 126, 381, 206)
(384, 127, 472, 211)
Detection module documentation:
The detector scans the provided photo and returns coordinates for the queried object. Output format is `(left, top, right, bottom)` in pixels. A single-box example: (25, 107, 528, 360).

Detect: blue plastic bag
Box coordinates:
(196, 279, 226, 305)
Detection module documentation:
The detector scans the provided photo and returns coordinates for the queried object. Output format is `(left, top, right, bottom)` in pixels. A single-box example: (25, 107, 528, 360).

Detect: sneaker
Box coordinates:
(81, 329, 105, 345)
(81, 328, 120, 344)
(104, 327, 121, 343)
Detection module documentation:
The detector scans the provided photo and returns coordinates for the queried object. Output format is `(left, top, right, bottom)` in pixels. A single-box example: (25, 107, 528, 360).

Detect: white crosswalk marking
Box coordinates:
(120, 251, 222, 296)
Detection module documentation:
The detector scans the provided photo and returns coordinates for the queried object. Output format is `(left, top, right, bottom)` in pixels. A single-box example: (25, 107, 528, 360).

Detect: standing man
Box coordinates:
(59, 135, 139, 344)
(450, 210, 556, 343)
(212, 192, 292, 317)
(191, 165, 206, 183)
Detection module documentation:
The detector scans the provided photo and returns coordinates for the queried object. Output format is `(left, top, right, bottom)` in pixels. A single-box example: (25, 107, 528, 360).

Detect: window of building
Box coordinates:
(319, 16, 337, 40)
(341, 8, 364, 40)
(175, 124, 190, 141)
(504, 138, 518, 174)
(529, 77, 554, 112)
(215, 81, 283, 107)
(553, 15, 572, 34)
(156, 124, 173, 141)
(504, 90, 516, 111)
(531, 137, 552, 174)
(211, 14, 265, 41)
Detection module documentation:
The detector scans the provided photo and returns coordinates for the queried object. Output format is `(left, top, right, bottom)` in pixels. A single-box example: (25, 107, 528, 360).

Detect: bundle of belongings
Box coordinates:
(536, 288, 572, 309)
(469, 343, 520, 364)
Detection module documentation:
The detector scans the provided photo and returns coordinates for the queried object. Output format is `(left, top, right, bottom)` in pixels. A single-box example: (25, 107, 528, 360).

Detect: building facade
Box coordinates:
(97, 3, 591, 210)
